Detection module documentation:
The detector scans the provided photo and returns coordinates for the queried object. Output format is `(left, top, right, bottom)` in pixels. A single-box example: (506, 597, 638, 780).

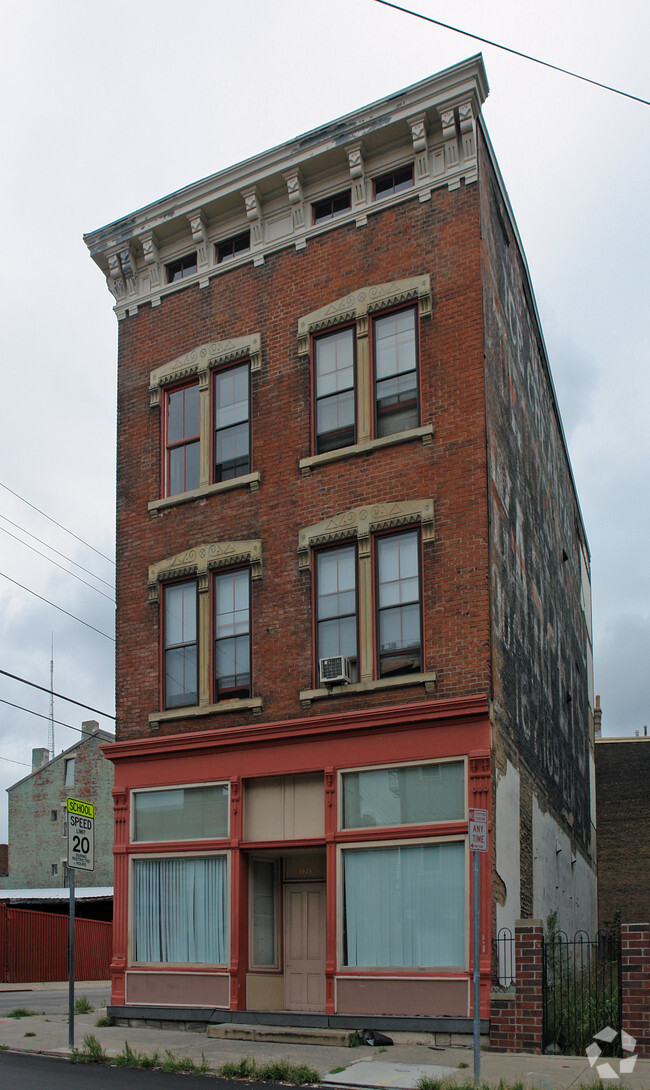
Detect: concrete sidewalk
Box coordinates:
(0, 984, 647, 1089)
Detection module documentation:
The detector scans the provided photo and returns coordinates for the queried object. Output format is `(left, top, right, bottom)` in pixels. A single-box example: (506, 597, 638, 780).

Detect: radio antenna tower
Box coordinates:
(48, 634, 55, 760)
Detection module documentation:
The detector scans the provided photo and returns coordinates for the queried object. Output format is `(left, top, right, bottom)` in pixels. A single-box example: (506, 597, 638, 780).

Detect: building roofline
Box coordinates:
(477, 115, 590, 554)
(84, 55, 488, 257)
(5, 729, 115, 794)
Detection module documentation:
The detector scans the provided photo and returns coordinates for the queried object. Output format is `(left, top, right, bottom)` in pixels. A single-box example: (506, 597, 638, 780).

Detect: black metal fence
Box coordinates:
(493, 927, 516, 989)
(542, 929, 621, 1056)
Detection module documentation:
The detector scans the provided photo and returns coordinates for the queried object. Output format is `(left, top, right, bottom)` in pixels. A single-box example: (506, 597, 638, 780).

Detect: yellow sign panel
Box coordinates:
(66, 796, 95, 819)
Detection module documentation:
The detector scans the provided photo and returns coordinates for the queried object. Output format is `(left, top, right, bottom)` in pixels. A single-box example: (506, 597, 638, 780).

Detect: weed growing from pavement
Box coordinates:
(74, 996, 94, 1014)
(217, 1057, 321, 1084)
(94, 1014, 114, 1027)
(161, 1050, 209, 1074)
(114, 1041, 159, 1068)
(23, 1032, 36, 1037)
(70, 1033, 107, 1063)
(69, 1036, 319, 1082)
(7, 1008, 39, 1019)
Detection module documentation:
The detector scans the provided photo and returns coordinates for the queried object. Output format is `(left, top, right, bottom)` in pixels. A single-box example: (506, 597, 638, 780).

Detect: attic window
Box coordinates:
(312, 189, 351, 224)
(217, 231, 250, 263)
(166, 253, 197, 283)
(64, 757, 75, 787)
(373, 165, 414, 200)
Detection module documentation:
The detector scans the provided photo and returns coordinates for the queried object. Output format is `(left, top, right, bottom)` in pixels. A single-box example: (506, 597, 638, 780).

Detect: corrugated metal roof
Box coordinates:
(0, 886, 113, 902)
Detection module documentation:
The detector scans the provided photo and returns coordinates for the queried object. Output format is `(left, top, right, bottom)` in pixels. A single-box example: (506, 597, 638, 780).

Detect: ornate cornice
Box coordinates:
(298, 499, 434, 570)
(84, 58, 489, 320)
(148, 540, 262, 601)
(149, 334, 261, 406)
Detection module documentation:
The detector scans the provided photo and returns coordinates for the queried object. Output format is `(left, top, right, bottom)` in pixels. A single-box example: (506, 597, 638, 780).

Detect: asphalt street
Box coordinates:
(0, 984, 110, 1017)
(0, 1050, 240, 1087)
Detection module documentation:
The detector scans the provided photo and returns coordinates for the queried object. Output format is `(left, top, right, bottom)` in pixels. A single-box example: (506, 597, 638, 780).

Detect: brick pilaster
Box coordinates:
(490, 919, 544, 1053)
(515, 919, 544, 1053)
(621, 922, 650, 1058)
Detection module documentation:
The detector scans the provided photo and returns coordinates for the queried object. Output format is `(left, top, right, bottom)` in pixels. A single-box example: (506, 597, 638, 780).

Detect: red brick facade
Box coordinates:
(85, 59, 595, 1027)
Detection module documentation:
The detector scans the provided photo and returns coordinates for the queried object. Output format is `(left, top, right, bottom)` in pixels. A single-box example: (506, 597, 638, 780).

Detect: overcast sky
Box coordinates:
(0, 0, 648, 843)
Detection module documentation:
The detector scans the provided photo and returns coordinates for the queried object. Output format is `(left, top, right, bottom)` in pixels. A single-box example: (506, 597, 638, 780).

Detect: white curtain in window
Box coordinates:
(133, 856, 227, 964)
(343, 842, 465, 967)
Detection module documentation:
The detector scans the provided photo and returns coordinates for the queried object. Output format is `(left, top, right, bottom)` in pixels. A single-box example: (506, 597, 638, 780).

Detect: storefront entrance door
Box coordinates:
(284, 882, 326, 1011)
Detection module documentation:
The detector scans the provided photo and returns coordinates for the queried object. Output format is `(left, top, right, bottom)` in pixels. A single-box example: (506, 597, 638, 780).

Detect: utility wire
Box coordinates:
(0, 668, 115, 720)
(0, 480, 115, 566)
(0, 753, 31, 767)
(0, 697, 111, 737)
(0, 525, 115, 603)
(0, 572, 115, 642)
(0, 512, 114, 590)
(372, 0, 650, 107)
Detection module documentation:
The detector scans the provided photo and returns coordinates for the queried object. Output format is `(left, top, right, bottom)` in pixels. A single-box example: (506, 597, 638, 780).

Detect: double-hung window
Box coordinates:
(165, 382, 200, 495)
(376, 530, 421, 676)
(312, 525, 423, 686)
(314, 328, 356, 453)
(299, 279, 430, 468)
(163, 581, 198, 709)
(214, 362, 250, 481)
(315, 545, 358, 680)
(214, 569, 251, 698)
(300, 500, 433, 697)
(150, 334, 261, 509)
(373, 307, 419, 437)
(151, 540, 261, 717)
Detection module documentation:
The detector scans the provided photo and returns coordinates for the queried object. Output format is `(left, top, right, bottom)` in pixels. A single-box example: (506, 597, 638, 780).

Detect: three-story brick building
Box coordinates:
(85, 55, 596, 1031)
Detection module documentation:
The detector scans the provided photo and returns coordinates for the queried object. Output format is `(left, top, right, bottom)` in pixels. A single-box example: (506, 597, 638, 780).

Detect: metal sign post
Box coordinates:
(469, 807, 488, 1084)
(66, 797, 95, 1051)
(68, 867, 75, 1050)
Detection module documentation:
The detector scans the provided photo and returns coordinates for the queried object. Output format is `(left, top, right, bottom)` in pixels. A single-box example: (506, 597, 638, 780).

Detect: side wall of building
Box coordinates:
(596, 738, 650, 926)
(479, 132, 596, 936)
(0, 733, 114, 889)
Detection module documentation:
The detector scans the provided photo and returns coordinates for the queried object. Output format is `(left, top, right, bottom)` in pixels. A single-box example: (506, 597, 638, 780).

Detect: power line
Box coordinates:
(372, 0, 650, 107)
(0, 480, 115, 566)
(0, 697, 109, 737)
(0, 753, 31, 768)
(0, 571, 115, 642)
(0, 524, 114, 602)
(0, 668, 115, 720)
(0, 512, 114, 590)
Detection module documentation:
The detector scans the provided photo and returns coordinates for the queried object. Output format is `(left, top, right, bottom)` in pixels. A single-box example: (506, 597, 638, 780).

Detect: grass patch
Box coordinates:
(330, 1067, 346, 1074)
(161, 1050, 209, 1074)
(216, 1057, 320, 1085)
(70, 1033, 107, 1064)
(7, 1007, 39, 1019)
(94, 1014, 114, 1027)
(114, 1041, 159, 1069)
(74, 996, 94, 1014)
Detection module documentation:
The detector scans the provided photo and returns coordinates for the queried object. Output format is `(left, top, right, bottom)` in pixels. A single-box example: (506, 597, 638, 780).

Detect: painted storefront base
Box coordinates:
(107, 696, 492, 1029)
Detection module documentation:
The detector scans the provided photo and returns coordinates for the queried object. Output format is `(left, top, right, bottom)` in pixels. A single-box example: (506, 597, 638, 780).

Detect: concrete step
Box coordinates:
(206, 1022, 354, 1047)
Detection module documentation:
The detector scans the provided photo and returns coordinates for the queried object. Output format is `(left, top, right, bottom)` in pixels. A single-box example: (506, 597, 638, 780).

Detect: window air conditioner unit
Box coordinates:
(319, 655, 352, 686)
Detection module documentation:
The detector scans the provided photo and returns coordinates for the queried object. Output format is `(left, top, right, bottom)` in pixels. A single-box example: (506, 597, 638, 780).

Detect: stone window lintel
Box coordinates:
(149, 333, 261, 406)
(298, 499, 434, 571)
(296, 276, 431, 358)
(148, 540, 262, 602)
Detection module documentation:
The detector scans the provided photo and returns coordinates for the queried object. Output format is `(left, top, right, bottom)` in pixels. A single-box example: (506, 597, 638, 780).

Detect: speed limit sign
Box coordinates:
(66, 797, 95, 872)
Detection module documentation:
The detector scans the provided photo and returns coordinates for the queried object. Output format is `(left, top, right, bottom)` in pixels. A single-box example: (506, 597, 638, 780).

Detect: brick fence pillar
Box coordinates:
(621, 922, 650, 1058)
(514, 919, 544, 1053)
